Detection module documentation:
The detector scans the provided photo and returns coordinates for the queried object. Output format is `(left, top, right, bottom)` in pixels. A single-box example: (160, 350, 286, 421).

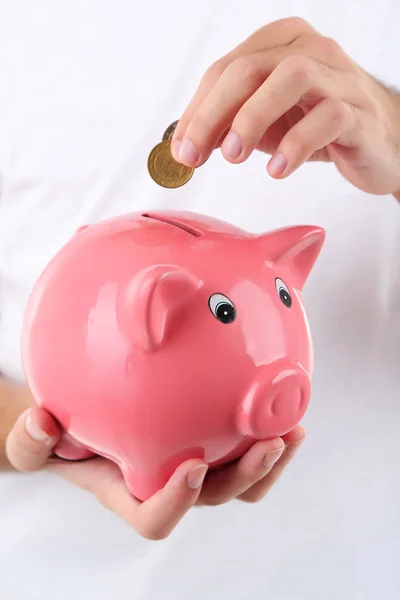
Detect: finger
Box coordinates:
(267, 97, 354, 178)
(237, 425, 306, 503)
(220, 55, 337, 164)
(171, 57, 231, 159)
(5, 407, 61, 472)
(175, 50, 289, 168)
(196, 438, 285, 506)
(133, 460, 208, 539)
(230, 17, 316, 54)
(50, 457, 208, 541)
(52, 432, 97, 461)
(171, 16, 314, 159)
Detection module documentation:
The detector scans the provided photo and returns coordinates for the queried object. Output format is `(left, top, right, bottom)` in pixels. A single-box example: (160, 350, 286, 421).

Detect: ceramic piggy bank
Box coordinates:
(22, 210, 325, 501)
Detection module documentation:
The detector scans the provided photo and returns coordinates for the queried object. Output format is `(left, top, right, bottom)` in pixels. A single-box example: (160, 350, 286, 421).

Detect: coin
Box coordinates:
(147, 140, 194, 189)
(162, 120, 179, 141)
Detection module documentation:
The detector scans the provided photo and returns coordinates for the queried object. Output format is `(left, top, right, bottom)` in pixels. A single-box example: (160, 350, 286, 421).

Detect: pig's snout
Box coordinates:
(236, 359, 311, 439)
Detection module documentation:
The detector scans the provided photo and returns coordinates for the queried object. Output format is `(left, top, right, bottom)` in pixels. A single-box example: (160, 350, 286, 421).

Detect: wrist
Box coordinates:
(377, 84, 400, 198)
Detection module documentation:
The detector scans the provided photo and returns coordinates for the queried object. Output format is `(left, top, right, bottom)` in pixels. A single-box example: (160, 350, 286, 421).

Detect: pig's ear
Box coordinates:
(256, 225, 325, 290)
(117, 265, 201, 352)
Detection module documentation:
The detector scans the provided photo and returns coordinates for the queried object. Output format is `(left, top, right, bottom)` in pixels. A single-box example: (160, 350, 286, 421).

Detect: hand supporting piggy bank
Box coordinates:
(21, 210, 325, 501)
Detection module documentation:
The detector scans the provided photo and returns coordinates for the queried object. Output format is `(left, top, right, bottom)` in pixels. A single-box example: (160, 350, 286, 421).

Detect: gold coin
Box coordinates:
(147, 140, 194, 189)
(162, 120, 179, 141)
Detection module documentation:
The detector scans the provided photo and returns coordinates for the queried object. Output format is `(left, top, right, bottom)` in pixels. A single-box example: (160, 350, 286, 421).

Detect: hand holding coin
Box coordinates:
(167, 17, 400, 198)
(148, 121, 194, 189)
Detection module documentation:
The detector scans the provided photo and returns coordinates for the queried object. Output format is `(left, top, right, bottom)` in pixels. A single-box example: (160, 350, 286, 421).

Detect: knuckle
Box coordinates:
(227, 56, 262, 85)
(278, 16, 311, 31)
(96, 493, 172, 541)
(281, 55, 313, 82)
(285, 129, 310, 157)
(187, 112, 212, 140)
(202, 493, 226, 507)
(241, 496, 258, 504)
(316, 36, 342, 57)
(240, 490, 268, 504)
(329, 99, 351, 126)
(203, 59, 228, 85)
(137, 525, 170, 542)
(234, 107, 264, 137)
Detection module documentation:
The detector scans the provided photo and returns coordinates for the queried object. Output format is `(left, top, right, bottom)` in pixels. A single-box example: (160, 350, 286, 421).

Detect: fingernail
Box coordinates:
(171, 138, 181, 161)
(25, 414, 50, 442)
(268, 152, 288, 177)
(186, 464, 208, 489)
(221, 131, 242, 160)
(263, 447, 284, 469)
(179, 138, 199, 167)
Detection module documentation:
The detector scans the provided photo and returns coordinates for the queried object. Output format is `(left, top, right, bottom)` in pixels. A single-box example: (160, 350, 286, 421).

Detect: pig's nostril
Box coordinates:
(298, 388, 306, 413)
(270, 394, 280, 417)
(270, 388, 303, 418)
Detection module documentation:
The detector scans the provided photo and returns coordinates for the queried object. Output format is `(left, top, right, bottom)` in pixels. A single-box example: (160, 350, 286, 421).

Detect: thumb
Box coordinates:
(6, 407, 61, 472)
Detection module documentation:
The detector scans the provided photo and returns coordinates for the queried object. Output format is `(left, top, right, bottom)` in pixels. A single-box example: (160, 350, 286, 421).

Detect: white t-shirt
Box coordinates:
(0, 1, 399, 599)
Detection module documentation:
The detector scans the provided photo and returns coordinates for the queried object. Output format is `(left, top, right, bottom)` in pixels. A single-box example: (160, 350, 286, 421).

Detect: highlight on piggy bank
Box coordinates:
(21, 210, 325, 501)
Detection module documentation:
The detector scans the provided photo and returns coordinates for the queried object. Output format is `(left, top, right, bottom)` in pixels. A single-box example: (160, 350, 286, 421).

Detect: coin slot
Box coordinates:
(142, 213, 203, 237)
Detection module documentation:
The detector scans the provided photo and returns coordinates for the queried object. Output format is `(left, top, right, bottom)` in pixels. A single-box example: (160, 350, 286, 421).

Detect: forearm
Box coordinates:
(0, 377, 33, 469)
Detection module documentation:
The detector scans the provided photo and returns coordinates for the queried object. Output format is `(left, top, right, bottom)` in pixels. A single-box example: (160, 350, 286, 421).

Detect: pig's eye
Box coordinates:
(208, 293, 236, 324)
(275, 278, 292, 308)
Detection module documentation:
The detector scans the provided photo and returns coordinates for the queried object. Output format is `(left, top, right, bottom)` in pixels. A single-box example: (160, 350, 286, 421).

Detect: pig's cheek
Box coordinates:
(236, 360, 311, 439)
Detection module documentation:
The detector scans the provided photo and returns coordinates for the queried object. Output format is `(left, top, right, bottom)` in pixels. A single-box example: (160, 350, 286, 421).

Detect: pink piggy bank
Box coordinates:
(22, 210, 325, 501)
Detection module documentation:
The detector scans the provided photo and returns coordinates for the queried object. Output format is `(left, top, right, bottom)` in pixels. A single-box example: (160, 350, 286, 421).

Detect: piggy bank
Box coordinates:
(21, 210, 325, 501)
